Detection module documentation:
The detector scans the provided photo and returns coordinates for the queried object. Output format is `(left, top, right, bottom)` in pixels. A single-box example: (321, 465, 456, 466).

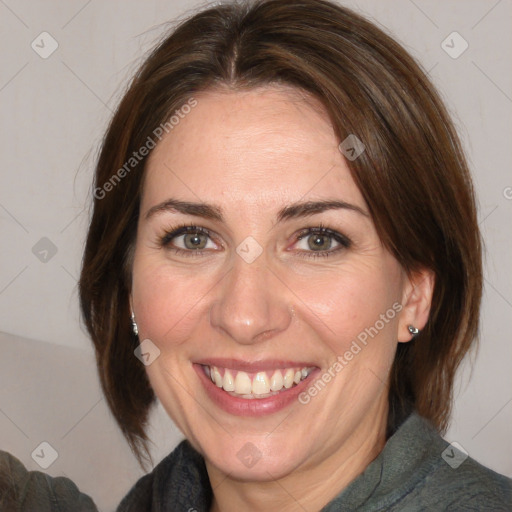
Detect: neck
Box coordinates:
(207, 398, 389, 512)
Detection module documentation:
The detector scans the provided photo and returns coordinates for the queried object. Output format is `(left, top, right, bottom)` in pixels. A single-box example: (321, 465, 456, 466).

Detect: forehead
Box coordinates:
(142, 86, 365, 214)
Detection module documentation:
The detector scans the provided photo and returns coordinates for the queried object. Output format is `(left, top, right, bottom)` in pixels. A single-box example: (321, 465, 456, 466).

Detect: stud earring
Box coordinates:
(408, 325, 419, 337)
(131, 311, 139, 336)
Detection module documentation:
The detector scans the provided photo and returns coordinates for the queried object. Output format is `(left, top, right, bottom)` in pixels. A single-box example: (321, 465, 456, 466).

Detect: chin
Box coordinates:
(203, 438, 306, 482)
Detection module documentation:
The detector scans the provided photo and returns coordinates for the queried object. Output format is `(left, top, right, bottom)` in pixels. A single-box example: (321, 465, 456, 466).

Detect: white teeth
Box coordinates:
(252, 372, 270, 395)
(270, 370, 284, 391)
(212, 367, 223, 388)
(283, 369, 295, 389)
(205, 365, 314, 398)
(223, 369, 235, 391)
(234, 371, 252, 394)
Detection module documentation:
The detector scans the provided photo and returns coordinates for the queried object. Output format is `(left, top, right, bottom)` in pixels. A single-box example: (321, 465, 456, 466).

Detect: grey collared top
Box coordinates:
(116, 412, 512, 511)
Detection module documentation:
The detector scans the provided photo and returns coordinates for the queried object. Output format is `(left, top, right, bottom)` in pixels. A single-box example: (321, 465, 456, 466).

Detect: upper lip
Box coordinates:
(194, 358, 318, 372)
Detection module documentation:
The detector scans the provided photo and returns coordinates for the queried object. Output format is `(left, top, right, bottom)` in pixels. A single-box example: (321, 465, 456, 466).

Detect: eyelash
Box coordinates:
(157, 222, 351, 259)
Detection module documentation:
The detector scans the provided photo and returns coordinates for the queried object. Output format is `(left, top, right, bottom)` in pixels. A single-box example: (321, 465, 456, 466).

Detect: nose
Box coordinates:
(209, 250, 293, 345)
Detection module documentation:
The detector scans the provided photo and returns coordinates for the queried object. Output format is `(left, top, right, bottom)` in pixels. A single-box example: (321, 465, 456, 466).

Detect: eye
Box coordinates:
(159, 224, 218, 255)
(293, 226, 351, 259)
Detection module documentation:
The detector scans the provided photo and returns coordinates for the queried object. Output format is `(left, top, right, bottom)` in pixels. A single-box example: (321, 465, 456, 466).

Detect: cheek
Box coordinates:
(131, 257, 217, 344)
(290, 260, 402, 354)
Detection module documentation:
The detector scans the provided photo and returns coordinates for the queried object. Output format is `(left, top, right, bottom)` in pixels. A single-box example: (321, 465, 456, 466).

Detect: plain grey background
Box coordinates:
(1, 1, 511, 511)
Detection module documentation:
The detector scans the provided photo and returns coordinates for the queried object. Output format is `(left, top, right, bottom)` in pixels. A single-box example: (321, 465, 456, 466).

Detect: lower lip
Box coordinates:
(194, 364, 320, 417)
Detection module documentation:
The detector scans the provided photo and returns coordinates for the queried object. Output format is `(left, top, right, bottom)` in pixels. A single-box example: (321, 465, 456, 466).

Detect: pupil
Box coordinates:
(185, 233, 206, 249)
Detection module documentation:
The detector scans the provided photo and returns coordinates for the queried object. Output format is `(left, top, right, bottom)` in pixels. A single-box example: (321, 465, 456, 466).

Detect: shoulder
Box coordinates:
(116, 439, 212, 512)
(386, 414, 512, 511)
(416, 445, 512, 510)
(0, 450, 98, 511)
(326, 413, 511, 511)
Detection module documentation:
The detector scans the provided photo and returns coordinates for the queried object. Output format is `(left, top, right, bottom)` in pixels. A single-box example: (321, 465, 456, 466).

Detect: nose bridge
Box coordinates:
(209, 249, 292, 345)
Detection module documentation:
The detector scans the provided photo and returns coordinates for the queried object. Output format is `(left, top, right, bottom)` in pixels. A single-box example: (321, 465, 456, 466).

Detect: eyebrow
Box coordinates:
(144, 198, 369, 223)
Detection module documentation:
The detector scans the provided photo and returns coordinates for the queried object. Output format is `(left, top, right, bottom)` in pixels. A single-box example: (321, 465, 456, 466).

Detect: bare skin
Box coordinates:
(131, 85, 434, 511)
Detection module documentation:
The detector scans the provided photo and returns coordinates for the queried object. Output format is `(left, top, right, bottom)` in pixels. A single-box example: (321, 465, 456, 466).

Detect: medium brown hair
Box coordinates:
(79, 0, 482, 469)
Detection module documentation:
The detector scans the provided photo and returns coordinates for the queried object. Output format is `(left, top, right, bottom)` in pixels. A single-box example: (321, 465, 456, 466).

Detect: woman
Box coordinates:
(79, 0, 511, 510)
(1, 0, 509, 510)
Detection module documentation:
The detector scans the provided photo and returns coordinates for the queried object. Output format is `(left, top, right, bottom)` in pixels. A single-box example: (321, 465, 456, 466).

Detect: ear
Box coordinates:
(397, 268, 435, 343)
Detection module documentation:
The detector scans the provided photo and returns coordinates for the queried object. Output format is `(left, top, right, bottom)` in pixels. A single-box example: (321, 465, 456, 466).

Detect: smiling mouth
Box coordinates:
(201, 364, 316, 399)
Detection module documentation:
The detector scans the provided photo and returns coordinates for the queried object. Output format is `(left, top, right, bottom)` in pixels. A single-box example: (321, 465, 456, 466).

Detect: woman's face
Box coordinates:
(132, 86, 412, 481)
